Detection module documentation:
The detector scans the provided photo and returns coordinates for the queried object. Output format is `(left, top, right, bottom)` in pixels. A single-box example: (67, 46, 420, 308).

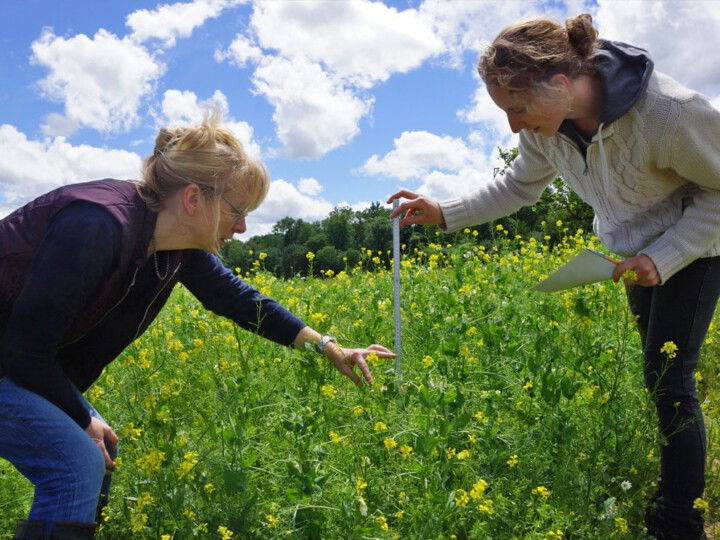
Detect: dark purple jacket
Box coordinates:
(0, 179, 305, 427)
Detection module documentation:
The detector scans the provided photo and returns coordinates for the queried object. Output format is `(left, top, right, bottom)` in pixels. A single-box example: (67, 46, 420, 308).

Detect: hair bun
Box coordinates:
(565, 13, 598, 59)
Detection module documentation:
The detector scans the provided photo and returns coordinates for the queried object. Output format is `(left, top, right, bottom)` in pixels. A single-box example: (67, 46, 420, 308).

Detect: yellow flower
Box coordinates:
(356, 478, 368, 492)
(259, 252, 267, 260)
(136, 450, 165, 475)
(456, 449, 470, 460)
(446, 447, 456, 459)
(470, 479, 488, 499)
(374, 421, 388, 433)
(621, 269, 638, 283)
(266, 514, 280, 528)
(137, 492, 154, 510)
(384, 437, 398, 449)
(422, 355, 434, 368)
(507, 454, 519, 467)
(693, 498, 709, 512)
(454, 489, 469, 507)
(217, 525, 234, 540)
(478, 498, 494, 515)
(321, 384, 338, 399)
(176, 451, 199, 478)
(614, 517, 628, 534)
(329, 431, 343, 444)
(398, 445, 413, 459)
(204, 483, 215, 494)
(660, 341, 678, 359)
(130, 512, 148, 533)
(376, 515, 389, 531)
(474, 410, 486, 424)
(306, 251, 315, 261)
(532, 486, 551, 498)
(496, 224, 504, 231)
(523, 381, 534, 391)
(352, 406, 364, 416)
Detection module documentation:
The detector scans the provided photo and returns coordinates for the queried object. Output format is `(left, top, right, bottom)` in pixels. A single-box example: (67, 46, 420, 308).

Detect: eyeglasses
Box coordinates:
(222, 195, 248, 222)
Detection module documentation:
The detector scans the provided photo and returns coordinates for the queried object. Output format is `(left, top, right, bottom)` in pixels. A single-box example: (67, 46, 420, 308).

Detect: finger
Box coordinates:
(386, 190, 419, 204)
(366, 344, 396, 357)
(612, 262, 627, 283)
(399, 211, 427, 227)
(105, 427, 119, 451)
(389, 200, 420, 219)
(354, 355, 374, 385)
(97, 441, 115, 470)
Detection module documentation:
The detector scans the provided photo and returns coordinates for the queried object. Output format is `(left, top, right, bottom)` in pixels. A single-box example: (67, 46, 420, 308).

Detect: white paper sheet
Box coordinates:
(533, 249, 618, 293)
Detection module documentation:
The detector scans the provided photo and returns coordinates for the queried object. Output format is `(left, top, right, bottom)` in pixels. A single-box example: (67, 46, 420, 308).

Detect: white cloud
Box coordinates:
(362, 131, 479, 180)
(215, 33, 263, 67)
(31, 28, 164, 134)
(159, 88, 262, 158)
(241, 178, 333, 237)
(360, 129, 504, 202)
(711, 96, 720, 111)
(250, 0, 442, 88)
(298, 177, 322, 196)
(594, 0, 720, 97)
(0, 124, 142, 212)
(252, 55, 373, 159)
(127, 0, 246, 47)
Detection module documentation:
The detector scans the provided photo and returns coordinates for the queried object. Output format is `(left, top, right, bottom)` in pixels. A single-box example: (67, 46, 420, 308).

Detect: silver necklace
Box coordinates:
(151, 238, 169, 280)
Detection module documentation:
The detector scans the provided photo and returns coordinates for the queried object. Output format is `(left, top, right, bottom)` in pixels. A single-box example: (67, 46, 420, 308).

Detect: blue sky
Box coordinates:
(2, 0, 719, 237)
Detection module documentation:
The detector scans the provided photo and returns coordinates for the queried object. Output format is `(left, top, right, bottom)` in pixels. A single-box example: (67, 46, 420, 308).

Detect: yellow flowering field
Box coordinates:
(1, 231, 718, 539)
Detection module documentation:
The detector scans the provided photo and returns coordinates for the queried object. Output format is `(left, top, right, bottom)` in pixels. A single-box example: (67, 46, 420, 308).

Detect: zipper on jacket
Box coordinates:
(61, 266, 140, 347)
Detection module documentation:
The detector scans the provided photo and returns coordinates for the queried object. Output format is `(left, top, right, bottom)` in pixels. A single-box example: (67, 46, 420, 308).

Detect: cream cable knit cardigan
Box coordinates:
(440, 71, 720, 284)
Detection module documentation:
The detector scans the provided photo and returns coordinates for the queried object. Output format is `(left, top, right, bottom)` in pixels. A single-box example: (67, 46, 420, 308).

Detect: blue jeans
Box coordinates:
(626, 256, 720, 537)
(0, 377, 117, 529)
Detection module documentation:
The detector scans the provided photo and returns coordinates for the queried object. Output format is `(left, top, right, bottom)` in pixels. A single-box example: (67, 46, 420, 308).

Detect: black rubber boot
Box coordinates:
(49, 522, 96, 540)
(12, 521, 46, 540)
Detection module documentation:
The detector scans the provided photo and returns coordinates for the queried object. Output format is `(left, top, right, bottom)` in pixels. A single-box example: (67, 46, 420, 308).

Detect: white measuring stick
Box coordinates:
(392, 199, 402, 380)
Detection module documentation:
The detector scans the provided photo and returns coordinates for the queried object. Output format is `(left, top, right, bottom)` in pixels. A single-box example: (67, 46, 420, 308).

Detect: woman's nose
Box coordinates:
(232, 219, 247, 234)
(508, 114, 524, 134)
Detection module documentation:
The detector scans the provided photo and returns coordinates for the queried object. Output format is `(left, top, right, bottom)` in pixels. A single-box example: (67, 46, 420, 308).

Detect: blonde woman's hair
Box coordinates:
(478, 13, 598, 94)
(138, 112, 269, 252)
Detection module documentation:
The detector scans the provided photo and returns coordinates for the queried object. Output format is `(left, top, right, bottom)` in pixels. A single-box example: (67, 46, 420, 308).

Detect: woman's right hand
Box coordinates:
(85, 416, 118, 471)
(387, 190, 445, 227)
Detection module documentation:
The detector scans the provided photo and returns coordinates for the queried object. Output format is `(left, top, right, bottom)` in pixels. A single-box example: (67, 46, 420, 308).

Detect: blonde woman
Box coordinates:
(0, 117, 393, 539)
(389, 14, 719, 540)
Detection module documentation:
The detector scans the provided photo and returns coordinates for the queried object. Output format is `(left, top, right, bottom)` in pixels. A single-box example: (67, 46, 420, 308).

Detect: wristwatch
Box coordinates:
(315, 335, 337, 354)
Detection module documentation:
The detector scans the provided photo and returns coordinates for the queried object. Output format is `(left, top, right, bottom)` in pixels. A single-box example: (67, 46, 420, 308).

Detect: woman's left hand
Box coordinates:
(612, 254, 660, 287)
(329, 344, 396, 386)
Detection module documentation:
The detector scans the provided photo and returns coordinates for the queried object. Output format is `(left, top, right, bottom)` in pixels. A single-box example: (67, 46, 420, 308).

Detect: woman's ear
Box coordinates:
(182, 183, 201, 216)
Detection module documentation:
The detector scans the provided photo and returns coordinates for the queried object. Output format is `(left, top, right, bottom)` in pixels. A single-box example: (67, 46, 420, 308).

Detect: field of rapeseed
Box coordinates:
(1, 228, 718, 539)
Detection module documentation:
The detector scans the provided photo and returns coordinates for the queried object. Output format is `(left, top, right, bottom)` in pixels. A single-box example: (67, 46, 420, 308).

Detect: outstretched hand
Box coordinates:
(330, 344, 395, 386)
(387, 190, 445, 227)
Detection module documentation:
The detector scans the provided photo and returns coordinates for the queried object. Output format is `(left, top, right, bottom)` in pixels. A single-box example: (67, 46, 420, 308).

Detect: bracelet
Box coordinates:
(315, 335, 337, 354)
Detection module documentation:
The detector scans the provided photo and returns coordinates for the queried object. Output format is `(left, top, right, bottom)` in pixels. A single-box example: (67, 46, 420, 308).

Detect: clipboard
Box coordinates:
(533, 249, 619, 293)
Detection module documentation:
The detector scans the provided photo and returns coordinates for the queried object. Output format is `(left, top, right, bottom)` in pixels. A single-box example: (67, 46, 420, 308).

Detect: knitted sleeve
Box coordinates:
(638, 94, 720, 282)
(439, 132, 558, 232)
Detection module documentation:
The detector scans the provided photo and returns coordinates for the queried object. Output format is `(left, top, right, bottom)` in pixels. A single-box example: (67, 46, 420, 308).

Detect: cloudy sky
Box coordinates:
(2, 0, 719, 237)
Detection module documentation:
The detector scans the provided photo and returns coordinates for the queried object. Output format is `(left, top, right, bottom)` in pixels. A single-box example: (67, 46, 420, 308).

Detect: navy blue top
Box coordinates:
(1, 201, 306, 427)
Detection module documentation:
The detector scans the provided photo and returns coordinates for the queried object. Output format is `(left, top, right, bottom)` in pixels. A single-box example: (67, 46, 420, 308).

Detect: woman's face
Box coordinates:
(217, 191, 249, 245)
(487, 82, 569, 137)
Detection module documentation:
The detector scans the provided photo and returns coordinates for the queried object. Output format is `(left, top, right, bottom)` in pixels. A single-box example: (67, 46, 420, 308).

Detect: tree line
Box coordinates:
(221, 149, 594, 278)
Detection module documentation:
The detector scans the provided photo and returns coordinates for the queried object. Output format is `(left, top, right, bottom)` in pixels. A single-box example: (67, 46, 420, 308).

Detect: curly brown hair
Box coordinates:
(478, 13, 598, 93)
